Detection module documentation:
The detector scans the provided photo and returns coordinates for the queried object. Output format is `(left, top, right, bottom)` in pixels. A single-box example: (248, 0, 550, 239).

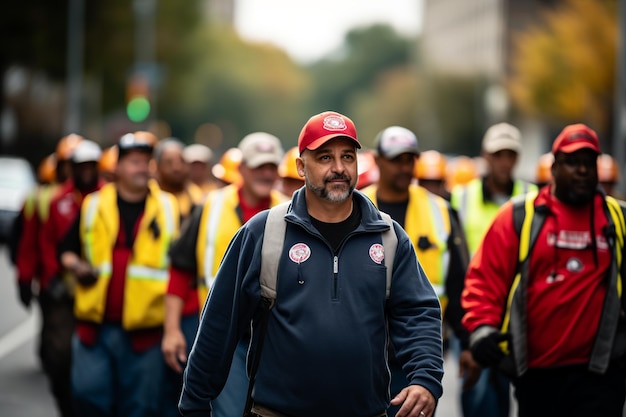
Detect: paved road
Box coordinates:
(0, 246, 57, 417)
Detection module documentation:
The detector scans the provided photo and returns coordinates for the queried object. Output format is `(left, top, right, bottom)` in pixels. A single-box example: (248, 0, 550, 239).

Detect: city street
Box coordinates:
(0, 246, 56, 416)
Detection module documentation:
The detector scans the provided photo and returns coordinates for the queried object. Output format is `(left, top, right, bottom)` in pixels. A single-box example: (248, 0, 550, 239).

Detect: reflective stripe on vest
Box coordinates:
(203, 188, 227, 289)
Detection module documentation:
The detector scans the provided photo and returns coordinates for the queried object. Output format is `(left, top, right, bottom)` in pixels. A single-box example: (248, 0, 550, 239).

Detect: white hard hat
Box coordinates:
(72, 140, 102, 163)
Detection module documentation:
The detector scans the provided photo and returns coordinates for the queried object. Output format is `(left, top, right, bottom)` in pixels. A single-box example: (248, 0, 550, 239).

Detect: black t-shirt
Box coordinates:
(117, 195, 146, 247)
(310, 202, 362, 253)
(376, 199, 408, 229)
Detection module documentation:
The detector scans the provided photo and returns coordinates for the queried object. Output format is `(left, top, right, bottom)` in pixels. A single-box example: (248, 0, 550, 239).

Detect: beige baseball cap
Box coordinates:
(238, 132, 284, 169)
(482, 123, 522, 154)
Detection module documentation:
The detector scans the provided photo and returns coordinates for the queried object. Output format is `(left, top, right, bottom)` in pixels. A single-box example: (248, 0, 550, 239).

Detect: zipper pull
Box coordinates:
(333, 256, 338, 274)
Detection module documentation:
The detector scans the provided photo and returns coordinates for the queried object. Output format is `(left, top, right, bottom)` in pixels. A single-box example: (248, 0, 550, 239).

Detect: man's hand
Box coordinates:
(162, 327, 187, 373)
(390, 384, 436, 417)
(71, 260, 99, 286)
(18, 282, 32, 308)
(458, 349, 482, 389)
(470, 329, 509, 369)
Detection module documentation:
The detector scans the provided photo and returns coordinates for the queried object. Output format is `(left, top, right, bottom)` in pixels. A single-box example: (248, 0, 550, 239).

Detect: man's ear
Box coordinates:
(296, 157, 305, 178)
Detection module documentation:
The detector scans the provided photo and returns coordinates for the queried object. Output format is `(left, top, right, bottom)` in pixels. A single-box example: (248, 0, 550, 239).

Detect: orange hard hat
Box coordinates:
(133, 131, 159, 147)
(56, 133, 84, 160)
(98, 145, 119, 173)
(357, 150, 380, 189)
(278, 146, 301, 180)
(598, 154, 619, 183)
(446, 156, 478, 190)
(415, 150, 447, 181)
(37, 153, 57, 184)
(535, 153, 554, 185)
(212, 147, 243, 186)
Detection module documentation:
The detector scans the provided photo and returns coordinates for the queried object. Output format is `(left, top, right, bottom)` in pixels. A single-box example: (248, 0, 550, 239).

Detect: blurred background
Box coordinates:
(0, 0, 623, 183)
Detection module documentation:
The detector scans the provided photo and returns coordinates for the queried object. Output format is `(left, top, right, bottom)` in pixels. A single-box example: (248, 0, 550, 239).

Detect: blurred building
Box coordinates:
(421, 0, 561, 182)
(204, 0, 235, 24)
(421, 0, 559, 78)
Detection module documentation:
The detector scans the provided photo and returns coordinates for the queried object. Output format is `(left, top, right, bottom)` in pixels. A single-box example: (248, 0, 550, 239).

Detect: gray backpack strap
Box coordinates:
(260, 201, 291, 308)
(379, 211, 397, 299)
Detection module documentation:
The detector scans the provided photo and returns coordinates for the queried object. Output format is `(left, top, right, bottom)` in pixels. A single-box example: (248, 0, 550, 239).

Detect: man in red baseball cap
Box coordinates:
(463, 123, 626, 417)
(179, 110, 444, 417)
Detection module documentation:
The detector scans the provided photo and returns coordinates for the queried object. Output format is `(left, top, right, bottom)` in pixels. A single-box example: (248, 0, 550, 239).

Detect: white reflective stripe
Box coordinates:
(84, 194, 100, 227)
(427, 193, 450, 280)
(157, 192, 175, 235)
(458, 187, 468, 226)
(127, 264, 169, 281)
(204, 189, 226, 289)
(431, 283, 445, 297)
(83, 194, 100, 263)
(98, 262, 112, 276)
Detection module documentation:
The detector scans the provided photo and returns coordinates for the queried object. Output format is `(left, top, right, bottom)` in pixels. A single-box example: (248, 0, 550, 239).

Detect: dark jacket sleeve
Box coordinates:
(443, 207, 471, 349)
(179, 215, 266, 416)
(387, 222, 444, 400)
(58, 211, 82, 260)
(169, 203, 203, 273)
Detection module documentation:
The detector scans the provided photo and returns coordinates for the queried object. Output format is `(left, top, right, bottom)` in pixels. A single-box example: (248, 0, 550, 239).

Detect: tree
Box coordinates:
(509, 0, 617, 138)
(308, 24, 415, 114)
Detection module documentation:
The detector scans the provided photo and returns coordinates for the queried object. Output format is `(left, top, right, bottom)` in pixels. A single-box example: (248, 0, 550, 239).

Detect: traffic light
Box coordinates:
(126, 74, 151, 123)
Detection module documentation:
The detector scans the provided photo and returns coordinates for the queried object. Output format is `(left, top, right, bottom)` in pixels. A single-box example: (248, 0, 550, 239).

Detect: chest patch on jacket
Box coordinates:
(289, 243, 311, 264)
(369, 243, 384, 264)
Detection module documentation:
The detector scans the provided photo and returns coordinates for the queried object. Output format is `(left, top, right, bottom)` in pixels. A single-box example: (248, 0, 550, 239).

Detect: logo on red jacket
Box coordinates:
(289, 243, 311, 264)
(369, 243, 385, 264)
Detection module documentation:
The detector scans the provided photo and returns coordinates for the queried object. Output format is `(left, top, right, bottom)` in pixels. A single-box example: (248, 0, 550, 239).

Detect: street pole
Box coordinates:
(614, 0, 626, 196)
(65, 0, 84, 134)
(132, 0, 157, 121)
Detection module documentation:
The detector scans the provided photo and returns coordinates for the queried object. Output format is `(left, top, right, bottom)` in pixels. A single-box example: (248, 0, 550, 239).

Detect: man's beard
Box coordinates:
(306, 174, 355, 203)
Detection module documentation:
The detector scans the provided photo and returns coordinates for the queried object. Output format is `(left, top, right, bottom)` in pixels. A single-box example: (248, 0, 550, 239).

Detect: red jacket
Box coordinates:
(39, 180, 104, 289)
(462, 186, 611, 368)
(16, 184, 61, 285)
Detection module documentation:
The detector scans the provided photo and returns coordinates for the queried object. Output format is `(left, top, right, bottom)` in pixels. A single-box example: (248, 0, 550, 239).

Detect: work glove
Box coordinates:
(469, 326, 510, 369)
(18, 282, 32, 308)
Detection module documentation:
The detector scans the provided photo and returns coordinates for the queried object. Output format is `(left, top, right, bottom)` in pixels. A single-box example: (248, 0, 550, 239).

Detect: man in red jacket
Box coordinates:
(39, 139, 104, 417)
(462, 124, 626, 417)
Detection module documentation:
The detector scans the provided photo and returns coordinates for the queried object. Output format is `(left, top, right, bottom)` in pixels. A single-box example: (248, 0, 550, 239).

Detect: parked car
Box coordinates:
(0, 156, 36, 243)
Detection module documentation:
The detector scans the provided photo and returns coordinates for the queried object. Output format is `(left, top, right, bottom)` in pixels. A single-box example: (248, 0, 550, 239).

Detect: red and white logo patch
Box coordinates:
(369, 243, 385, 264)
(323, 115, 347, 131)
(289, 243, 311, 264)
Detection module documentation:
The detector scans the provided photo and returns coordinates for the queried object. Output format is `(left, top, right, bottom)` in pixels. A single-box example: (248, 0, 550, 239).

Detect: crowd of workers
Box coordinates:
(7, 111, 626, 417)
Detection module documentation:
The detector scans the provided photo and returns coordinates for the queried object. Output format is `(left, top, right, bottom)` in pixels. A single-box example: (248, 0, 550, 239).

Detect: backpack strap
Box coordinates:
(260, 201, 291, 308)
(379, 211, 397, 299)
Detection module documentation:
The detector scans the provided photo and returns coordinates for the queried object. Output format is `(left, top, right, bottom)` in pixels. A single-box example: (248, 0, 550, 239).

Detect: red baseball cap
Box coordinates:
(298, 111, 361, 154)
(552, 124, 601, 155)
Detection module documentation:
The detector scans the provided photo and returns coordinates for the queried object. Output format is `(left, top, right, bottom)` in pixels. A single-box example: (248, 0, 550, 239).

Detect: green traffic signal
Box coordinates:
(126, 96, 151, 122)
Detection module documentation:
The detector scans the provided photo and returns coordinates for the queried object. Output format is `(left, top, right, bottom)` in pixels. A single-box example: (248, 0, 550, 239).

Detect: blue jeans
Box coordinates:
(461, 367, 510, 417)
(211, 339, 250, 417)
(163, 314, 199, 417)
(71, 324, 164, 417)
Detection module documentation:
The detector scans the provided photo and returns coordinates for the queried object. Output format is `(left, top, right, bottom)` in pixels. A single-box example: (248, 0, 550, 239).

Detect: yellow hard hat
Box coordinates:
(98, 145, 119, 173)
(278, 146, 301, 180)
(598, 154, 619, 183)
(212, 147, 243, 186)
(535, 153, 554, 185)
(56, 133, 84, 161)
(415, 150, 447, 181)
(447, 156, 478, 190)
(37, 153, 57, 184)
